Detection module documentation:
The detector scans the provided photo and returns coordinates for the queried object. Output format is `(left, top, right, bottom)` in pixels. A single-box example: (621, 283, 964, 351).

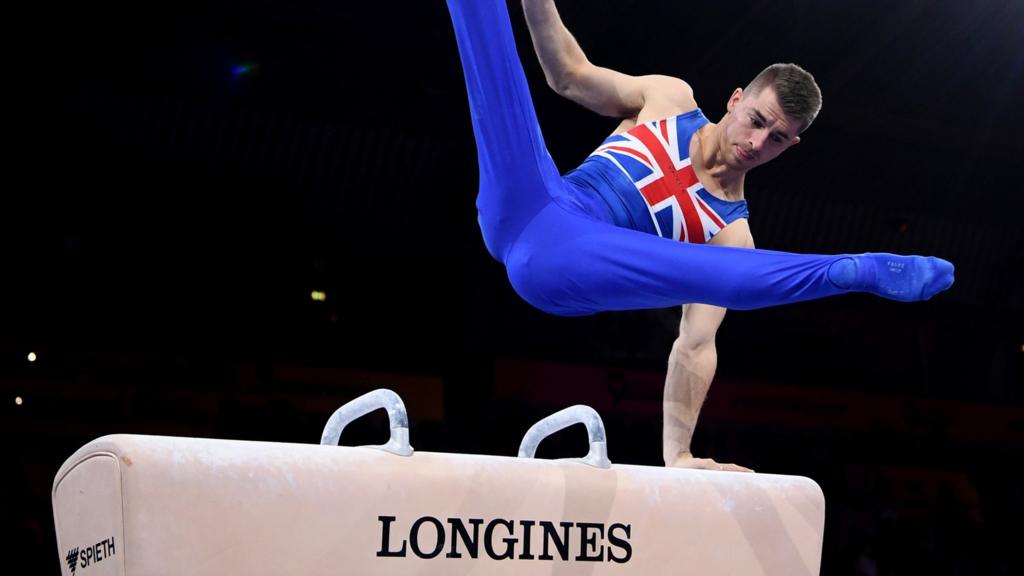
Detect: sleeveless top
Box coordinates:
(565, 109, 748, 243)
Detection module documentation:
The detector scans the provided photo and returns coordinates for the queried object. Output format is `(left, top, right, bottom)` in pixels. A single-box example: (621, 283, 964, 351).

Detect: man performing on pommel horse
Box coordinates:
(445, 0, 954, 471)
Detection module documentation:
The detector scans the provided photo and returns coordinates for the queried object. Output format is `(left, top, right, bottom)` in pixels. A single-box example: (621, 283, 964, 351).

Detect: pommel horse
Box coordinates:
(53, 389, 824, 575)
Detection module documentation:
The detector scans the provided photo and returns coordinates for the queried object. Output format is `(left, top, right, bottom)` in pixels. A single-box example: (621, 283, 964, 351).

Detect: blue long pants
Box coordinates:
(447, 0, 951, 316)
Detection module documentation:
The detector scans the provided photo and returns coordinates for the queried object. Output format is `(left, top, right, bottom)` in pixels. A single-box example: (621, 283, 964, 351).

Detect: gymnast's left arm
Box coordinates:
(521, 0, 695, 118)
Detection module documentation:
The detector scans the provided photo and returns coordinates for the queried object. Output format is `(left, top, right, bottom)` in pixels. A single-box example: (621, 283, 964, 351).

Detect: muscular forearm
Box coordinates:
(521, 0, 588, 93)
(663, 342, 717, 465)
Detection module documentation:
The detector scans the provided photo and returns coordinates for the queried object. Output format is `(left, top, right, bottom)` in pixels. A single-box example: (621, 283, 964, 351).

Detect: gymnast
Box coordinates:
(446, 0, 954, 468)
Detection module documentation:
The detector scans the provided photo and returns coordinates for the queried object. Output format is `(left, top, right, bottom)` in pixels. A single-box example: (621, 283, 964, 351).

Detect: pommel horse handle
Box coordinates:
(320, 388, 414, 456)
(518, 405, 611, 469)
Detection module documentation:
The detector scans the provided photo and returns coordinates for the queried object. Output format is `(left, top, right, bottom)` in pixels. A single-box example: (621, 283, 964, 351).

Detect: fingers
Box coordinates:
(720, 462, 754, 473)
(668, 455, 754, 473)
(704, 460, 753, 473)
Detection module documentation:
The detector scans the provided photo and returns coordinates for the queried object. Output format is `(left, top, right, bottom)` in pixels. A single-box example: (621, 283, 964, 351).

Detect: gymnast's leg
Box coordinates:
(446, 0, 566, 262)
(506, 205, 955, 316)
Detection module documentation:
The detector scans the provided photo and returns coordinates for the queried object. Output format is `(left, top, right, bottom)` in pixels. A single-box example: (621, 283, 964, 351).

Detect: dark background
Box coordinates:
(4, 0, 1023, 573)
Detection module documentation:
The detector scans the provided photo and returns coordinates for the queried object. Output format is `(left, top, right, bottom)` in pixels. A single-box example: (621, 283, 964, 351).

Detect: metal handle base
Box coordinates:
(320, 389, 414, 456)
(518, 405, 611, 469)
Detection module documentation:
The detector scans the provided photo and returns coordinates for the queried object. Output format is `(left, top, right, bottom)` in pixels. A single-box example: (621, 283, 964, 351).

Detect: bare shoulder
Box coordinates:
(609, 76, 699, 135)
(640, 75, 695, 102)
(638, 75, 698, 116)
(709, 219, 755, 249)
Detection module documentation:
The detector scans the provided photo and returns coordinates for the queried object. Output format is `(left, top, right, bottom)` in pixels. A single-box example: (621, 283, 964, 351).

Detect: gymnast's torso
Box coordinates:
(565, 108, 749, 245)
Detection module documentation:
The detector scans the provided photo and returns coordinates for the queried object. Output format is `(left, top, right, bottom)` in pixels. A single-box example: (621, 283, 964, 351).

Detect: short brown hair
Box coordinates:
(745, 63, 822, 133)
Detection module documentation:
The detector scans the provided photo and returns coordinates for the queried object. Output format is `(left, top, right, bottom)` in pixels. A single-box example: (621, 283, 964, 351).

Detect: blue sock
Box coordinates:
(828, 253, 954, 301)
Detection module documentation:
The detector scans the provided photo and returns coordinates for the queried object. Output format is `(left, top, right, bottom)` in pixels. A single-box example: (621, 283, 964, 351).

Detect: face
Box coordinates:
(720, 86, 801, 170)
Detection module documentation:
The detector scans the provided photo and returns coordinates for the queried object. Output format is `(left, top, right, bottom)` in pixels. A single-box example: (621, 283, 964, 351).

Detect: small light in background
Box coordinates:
(15, 396, 23, 406)
(1020, 343, 1024, 353)
(231, 63, 259, 79)
(311, 290, 327, 302)
(27, 352, 37, 363)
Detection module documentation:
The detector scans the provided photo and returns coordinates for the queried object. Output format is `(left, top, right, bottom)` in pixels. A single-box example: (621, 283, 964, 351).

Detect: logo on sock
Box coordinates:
(886, 261, 905, 273)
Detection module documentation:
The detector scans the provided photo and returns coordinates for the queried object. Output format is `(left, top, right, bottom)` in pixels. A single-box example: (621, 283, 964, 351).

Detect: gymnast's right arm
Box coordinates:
(521, 0, 696, 118)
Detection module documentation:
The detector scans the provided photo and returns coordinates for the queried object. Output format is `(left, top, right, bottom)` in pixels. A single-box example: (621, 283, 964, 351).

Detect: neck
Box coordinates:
(697, 123, 747, 201)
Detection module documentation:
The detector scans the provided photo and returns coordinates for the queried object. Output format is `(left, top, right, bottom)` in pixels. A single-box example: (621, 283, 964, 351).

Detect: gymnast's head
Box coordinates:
(719, 63, 822, 170)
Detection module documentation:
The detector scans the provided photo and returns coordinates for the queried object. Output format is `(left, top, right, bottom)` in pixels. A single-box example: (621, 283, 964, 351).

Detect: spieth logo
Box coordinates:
(64, 537, 116, 574)
(64, 548, 79, 575)
(377, 515, 632, 563)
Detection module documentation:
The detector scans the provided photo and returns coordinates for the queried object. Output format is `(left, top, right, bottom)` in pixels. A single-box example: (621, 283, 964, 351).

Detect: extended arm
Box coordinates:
(663, 304, 751, 472)
(663, 222, 755, 472)
(521, 0, 696, 118)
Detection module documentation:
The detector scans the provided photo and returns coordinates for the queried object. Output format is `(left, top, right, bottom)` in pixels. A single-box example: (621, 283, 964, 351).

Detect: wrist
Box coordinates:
(663, 447, 694, 466)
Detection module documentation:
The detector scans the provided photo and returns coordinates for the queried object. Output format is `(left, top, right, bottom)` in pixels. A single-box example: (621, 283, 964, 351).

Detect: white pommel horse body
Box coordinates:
(52, 389, 825, 575)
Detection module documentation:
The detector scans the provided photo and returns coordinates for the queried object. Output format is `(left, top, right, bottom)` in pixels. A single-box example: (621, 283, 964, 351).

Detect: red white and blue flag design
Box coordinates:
(589, 116, 727, 244)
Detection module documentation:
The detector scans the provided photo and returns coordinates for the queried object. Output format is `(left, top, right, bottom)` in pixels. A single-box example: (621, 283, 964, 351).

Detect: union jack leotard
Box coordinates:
(446, 0, 954, 316)
(566, 109, 748, 243)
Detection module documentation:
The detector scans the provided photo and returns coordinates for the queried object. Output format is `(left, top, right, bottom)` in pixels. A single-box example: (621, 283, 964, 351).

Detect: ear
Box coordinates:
(726, 88, 744, 112)
(791, 135, 801, 146)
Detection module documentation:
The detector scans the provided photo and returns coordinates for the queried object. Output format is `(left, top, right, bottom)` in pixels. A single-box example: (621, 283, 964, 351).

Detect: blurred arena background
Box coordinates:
(4, 1, 1022, 573)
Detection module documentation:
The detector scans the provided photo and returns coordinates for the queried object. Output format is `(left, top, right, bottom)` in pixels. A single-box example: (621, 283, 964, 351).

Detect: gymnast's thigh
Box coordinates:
(502, 203, 776, 316)
(502, 203, 656, 316)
